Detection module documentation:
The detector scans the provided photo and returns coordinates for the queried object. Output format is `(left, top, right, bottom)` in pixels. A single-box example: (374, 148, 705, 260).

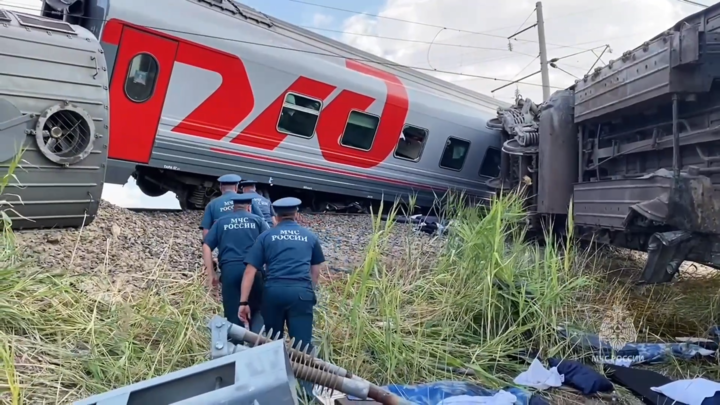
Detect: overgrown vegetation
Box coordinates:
(1, 162, 719, 404)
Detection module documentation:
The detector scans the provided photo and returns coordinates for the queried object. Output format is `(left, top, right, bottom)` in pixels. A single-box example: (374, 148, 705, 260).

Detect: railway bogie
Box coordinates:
(0, 9, 109, 230)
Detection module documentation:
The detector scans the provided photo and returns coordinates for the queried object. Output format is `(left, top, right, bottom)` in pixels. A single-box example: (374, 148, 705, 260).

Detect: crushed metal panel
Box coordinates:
(572, 172, 673, 230)
(193, 0, 239, 15)
(15, 12, 77, 34)
(233, 2, 273, 28)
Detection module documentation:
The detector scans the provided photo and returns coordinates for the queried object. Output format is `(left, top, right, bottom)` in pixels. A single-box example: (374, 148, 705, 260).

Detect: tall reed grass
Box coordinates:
(1, 159, 718, 404)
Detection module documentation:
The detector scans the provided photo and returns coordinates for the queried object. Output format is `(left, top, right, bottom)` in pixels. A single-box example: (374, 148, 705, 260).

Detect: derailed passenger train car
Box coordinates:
(491, 1, 720, 284)
(0, 8, 109, 229)
(38, 0, 508, 212)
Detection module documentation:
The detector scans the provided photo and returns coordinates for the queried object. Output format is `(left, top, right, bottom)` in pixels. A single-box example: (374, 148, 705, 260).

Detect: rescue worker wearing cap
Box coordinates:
(200, 174, 265, 239)
(240, 179, 275, 228)
(203, 193, 269, 332)
(200, 174, 265, 292)
(238, 197, 325, 393)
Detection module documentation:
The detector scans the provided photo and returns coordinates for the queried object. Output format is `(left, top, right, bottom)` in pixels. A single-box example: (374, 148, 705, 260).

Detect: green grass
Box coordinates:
(1, 164, 719, 404)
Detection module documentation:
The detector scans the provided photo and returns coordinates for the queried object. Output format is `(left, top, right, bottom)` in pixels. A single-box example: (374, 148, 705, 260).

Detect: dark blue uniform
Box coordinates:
(240, 180, 274, 228)
(204, 195, 270, 332)
(200, 191, 264, 231)
(243, 197, 325, 358)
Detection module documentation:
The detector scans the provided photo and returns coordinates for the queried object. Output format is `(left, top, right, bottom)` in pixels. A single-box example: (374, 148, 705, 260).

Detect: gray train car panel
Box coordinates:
(0, 9, 109, 229)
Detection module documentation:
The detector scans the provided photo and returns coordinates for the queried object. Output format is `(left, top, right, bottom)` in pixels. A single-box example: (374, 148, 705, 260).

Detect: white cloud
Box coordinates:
(338, 0, 704, 102)
(312, 13, 334, 27)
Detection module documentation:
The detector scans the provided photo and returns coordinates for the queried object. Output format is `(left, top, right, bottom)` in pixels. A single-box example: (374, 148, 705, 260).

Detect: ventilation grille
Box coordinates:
(36, 104, 96, 165)
(192, 0, 273, 29)
(15, 12, 76, 34)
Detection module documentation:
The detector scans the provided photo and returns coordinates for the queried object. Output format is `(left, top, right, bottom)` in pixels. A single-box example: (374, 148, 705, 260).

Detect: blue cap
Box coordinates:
(272, 197, 302, 215)
(231, 193, 255, 204)
(218, 174, 242, 184)
(240, 179, 257, 186)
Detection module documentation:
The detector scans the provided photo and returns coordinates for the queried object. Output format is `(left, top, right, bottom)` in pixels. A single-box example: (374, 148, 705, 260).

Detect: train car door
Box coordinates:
(108, 27, 178, 164)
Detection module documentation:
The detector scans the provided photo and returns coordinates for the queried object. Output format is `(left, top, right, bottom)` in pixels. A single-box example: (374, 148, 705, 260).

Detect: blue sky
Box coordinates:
(242, 0, 384, 35)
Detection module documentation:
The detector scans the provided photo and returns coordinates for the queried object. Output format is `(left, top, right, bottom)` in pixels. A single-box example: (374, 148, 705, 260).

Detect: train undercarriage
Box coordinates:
(128, 165, 376, 214)
(489, 3, 720, 284)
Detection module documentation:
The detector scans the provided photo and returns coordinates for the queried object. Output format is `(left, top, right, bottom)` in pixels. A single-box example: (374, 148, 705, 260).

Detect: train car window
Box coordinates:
(394, 125, 428, 162)
(0, 10, 10, 22)
(479, 147, 501, 177)
(439, 137, 470, 171)
(124, 53, 159, 103)
(340, 111, 380, 151)
(277, 93, 322, 138)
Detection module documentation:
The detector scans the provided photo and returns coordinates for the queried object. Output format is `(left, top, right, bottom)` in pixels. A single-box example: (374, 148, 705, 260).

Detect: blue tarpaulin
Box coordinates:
(348, 381, 546, 405)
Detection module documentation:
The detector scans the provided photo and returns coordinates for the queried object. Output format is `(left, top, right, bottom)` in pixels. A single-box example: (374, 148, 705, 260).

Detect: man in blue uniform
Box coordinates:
(203, 193, 269, 332)
(201, 174, 265, 238)
(200, 174, 264, 292)
(238, 197, 325, 393)
(240, 179, 275, 228)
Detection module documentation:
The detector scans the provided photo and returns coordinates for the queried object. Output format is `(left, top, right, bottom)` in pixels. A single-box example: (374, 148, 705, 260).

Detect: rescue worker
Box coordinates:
(239, 179, 275, 228)
(238, 197, 325, 394)
(200, 174, 264, 239)
(200, 174, 264, 292)
(202, 193, 269, 332)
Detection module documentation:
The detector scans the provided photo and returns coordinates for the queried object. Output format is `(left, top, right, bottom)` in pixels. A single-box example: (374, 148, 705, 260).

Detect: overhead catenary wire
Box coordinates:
(585, 45, 610, 75)
(0, 2, 564, 89)
(549, 62, 578, 79)
(505, 7, 538, 52)
(5, 0, 620, 77)
(512, 8, 537, 36)
(286, 0, 604, 50)
(512, 55, 540, 80)
(297, 25, 537, 56)
(446, 0, 636, 37)
(673, 0, 709, 7)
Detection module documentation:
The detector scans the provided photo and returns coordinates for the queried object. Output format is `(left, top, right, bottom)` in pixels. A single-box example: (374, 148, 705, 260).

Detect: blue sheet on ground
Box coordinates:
(348, 381, 547, 405)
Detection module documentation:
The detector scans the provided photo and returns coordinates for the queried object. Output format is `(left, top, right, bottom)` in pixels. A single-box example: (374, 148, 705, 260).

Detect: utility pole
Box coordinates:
(536, 1, 551, 102)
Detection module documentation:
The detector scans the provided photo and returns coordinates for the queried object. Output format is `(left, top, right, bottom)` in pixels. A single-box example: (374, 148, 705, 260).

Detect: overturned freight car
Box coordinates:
(489, 1, 720, 284)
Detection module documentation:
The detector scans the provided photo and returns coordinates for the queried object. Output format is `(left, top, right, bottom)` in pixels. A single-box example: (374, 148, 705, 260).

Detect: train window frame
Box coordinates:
(124, 53, 160, 104)
(275, 92, 323, 139)
(438, 136, 471, 172)
(339, 110, 380, 152)
(393, 125, 429, 162)
(0, 10, 10, 22)
(478, 146, 501, 178)
(14, 12, 76, 35)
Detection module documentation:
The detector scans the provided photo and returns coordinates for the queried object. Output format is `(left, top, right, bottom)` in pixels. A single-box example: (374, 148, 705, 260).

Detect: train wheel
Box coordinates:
(135, 176, 167, 197)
